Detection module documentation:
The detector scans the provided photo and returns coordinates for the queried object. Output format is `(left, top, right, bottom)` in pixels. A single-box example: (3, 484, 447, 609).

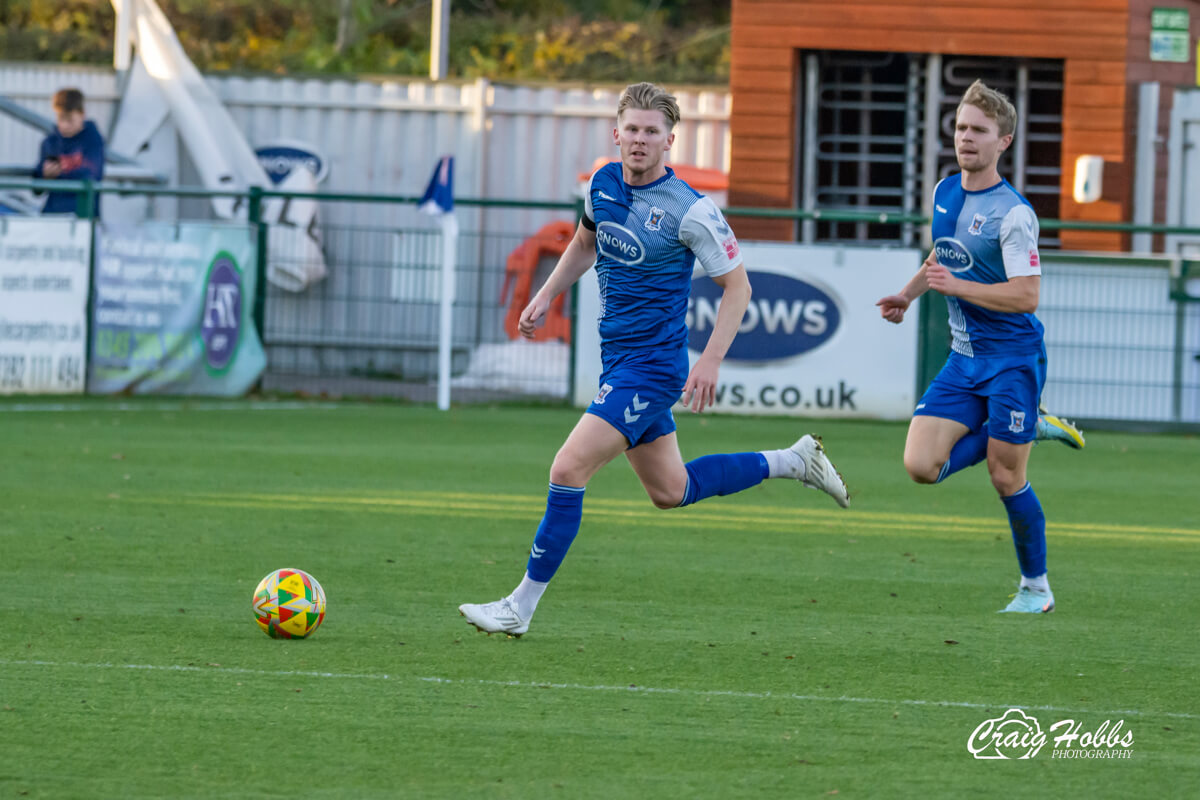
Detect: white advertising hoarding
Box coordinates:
(574, 242, 922, 420)
(0, 218, 91, 394)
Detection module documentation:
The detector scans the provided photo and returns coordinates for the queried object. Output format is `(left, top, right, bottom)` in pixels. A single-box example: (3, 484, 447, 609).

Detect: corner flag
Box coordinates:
(417, 155, 459, 411)
(419, 155, 454, 215)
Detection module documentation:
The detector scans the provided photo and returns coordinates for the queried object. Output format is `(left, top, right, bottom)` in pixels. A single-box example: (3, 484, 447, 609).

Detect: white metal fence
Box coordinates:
(1, 63, 730, 235)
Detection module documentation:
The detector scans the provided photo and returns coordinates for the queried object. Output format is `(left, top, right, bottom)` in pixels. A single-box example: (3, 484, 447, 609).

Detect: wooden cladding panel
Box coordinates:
(1059, 229, 1125, 251)
(1060, 131, 1127, 159)
(730, 114, 794, 138)
(1063, 60, 1129, 85)
(730, 157, 793, 185)
(735, 7, 1127, 38)
(729, 185, 793, 208)
(731, 90, 795, 116)
(730, 136, 794, 161)
(733, 26, 1125, 59)
(1060, 83, 1127, 109)
(1058, 106, 1128, 132)
(729, 67, 795, 93)
(733, 0, 1126, 9)
(729, 46, 796, 70)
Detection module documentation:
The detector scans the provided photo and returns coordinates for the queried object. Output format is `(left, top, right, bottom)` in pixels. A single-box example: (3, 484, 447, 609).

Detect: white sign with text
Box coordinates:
(0, 218, 91, 394)
(574, 242, 922, 420)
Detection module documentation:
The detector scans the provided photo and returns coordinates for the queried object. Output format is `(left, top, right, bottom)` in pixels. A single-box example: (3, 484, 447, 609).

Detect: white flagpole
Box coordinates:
(436, 213, 458, 410)
(114, 0, 133, 73)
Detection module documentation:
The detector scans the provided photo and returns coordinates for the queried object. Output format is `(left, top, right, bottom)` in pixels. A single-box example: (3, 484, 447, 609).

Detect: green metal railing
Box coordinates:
(13, 178, 1200, 235)
(3, 178, 1199, 425)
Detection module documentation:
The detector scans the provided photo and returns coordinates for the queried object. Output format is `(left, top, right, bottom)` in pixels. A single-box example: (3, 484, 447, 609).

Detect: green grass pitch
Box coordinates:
(1, 400, 1197, 797)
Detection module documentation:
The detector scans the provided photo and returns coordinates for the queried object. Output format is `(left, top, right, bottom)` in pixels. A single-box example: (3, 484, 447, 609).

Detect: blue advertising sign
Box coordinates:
(89, 222, 265, 395)
(200, 252, 243, 373)
(254, 141, 328, 185)
(687, 271, 842, 361)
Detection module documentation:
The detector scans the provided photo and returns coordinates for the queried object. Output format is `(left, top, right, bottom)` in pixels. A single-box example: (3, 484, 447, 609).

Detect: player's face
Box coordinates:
(954, 104, 1011, 174)
(55, 109, 85, 138)
(614, 108, 674, 182)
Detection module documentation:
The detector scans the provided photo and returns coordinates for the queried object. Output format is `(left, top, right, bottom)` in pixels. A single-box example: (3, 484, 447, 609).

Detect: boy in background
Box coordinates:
(32, 88, 105, 217)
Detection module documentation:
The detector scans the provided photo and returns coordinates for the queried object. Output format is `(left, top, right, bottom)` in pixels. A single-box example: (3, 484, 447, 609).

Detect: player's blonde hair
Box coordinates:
(957, 80, 1016, 138)
(617, 82, 680, 130)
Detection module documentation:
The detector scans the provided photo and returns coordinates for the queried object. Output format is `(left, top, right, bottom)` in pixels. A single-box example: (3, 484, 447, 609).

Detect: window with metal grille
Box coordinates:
(797, 51, 1064, 249)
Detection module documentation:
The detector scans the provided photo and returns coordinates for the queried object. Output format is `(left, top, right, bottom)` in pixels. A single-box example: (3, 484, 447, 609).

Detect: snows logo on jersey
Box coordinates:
(596, 221, 646, 265)
(644, 206, 666, 231)
(968, 213, 987, 236)
(933, 237, 975, 273)
(1029, 249, 1040, 268)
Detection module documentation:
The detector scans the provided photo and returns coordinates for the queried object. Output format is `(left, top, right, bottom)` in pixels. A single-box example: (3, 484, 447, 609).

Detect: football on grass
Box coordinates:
(253, 568, 326, 639)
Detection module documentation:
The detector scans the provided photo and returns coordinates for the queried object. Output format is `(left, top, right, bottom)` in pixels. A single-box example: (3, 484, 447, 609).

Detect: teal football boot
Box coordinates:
(1036, 407, 1085, 449)
(1000, 586, 1056, 614)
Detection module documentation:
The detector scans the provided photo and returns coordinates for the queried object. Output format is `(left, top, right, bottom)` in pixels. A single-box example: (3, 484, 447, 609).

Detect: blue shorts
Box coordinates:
(915, 349, 1047, 444)
(586, 349, 688, 448)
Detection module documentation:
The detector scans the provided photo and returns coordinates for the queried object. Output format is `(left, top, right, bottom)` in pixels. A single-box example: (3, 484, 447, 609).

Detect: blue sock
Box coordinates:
(1001, 482, 1047, 578)
(936, 426, 988, 483)
(525, 483, 585, 582)
(677, 453, 769, 507)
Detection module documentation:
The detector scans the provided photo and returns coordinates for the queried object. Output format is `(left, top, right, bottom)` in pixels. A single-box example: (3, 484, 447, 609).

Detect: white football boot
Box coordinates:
(458, 595, 530, 637)
(788, 434, 850, 508)
(1000, 586, 1056, 614)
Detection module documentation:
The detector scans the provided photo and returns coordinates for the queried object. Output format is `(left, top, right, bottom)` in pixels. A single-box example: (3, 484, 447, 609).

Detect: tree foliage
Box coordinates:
(0, 0, 729, 84)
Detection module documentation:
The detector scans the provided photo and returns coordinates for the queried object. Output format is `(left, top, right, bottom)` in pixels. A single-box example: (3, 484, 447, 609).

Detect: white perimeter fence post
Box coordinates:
(437, 214, 459, 410)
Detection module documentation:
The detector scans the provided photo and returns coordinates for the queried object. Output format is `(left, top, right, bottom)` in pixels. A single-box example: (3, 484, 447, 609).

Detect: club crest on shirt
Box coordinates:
(594, 383, 613, 405)
(644, 206, 666, 231)
(968, 213, 987, 236)
(1009, 410, 1026, 434)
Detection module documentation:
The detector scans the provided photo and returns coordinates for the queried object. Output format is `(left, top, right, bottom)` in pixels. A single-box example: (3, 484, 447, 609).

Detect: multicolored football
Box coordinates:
(253, 568, 327, 639)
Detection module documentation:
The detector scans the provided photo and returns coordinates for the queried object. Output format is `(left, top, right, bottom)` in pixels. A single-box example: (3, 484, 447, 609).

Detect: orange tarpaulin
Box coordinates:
(501, 220, 575, 342)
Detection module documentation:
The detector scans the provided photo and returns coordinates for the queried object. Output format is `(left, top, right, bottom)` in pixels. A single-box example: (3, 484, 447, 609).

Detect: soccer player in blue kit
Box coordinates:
(459, 82, 850, 637)
(876, 80, 1083, 614)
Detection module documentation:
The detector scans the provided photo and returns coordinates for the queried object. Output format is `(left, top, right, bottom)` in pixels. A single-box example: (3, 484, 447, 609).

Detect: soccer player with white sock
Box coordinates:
(458, 82, 849, 637)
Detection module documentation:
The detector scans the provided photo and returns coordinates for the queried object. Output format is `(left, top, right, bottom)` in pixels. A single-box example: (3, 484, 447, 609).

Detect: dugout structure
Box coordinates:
(728, 0, 1200, 251)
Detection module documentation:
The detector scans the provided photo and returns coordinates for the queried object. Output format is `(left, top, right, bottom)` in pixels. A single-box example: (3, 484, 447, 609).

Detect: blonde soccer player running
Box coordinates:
(877, 80, 1083, 614)
(459, 83, 849, 637)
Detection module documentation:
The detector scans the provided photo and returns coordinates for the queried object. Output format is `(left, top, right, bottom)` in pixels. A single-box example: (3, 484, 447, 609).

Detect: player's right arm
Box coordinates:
(876, 249, 936, 324)
(518, 221, 596, 339)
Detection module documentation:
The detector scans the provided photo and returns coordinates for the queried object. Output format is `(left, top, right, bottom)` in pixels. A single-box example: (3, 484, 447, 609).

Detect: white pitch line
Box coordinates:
(3, 659, 1196, 721)
(0, 401, 339, 413)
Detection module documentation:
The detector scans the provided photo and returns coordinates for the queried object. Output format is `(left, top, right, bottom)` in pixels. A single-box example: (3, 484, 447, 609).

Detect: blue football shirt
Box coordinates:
(930, 175, 1044, 357)
(583, 163, 741, 356)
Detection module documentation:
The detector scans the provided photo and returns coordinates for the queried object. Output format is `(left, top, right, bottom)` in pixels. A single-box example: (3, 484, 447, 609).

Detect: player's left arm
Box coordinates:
(678, 198, 749, 412)
(926, 205, 1041, 313)
(684, 265, 751, 412)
